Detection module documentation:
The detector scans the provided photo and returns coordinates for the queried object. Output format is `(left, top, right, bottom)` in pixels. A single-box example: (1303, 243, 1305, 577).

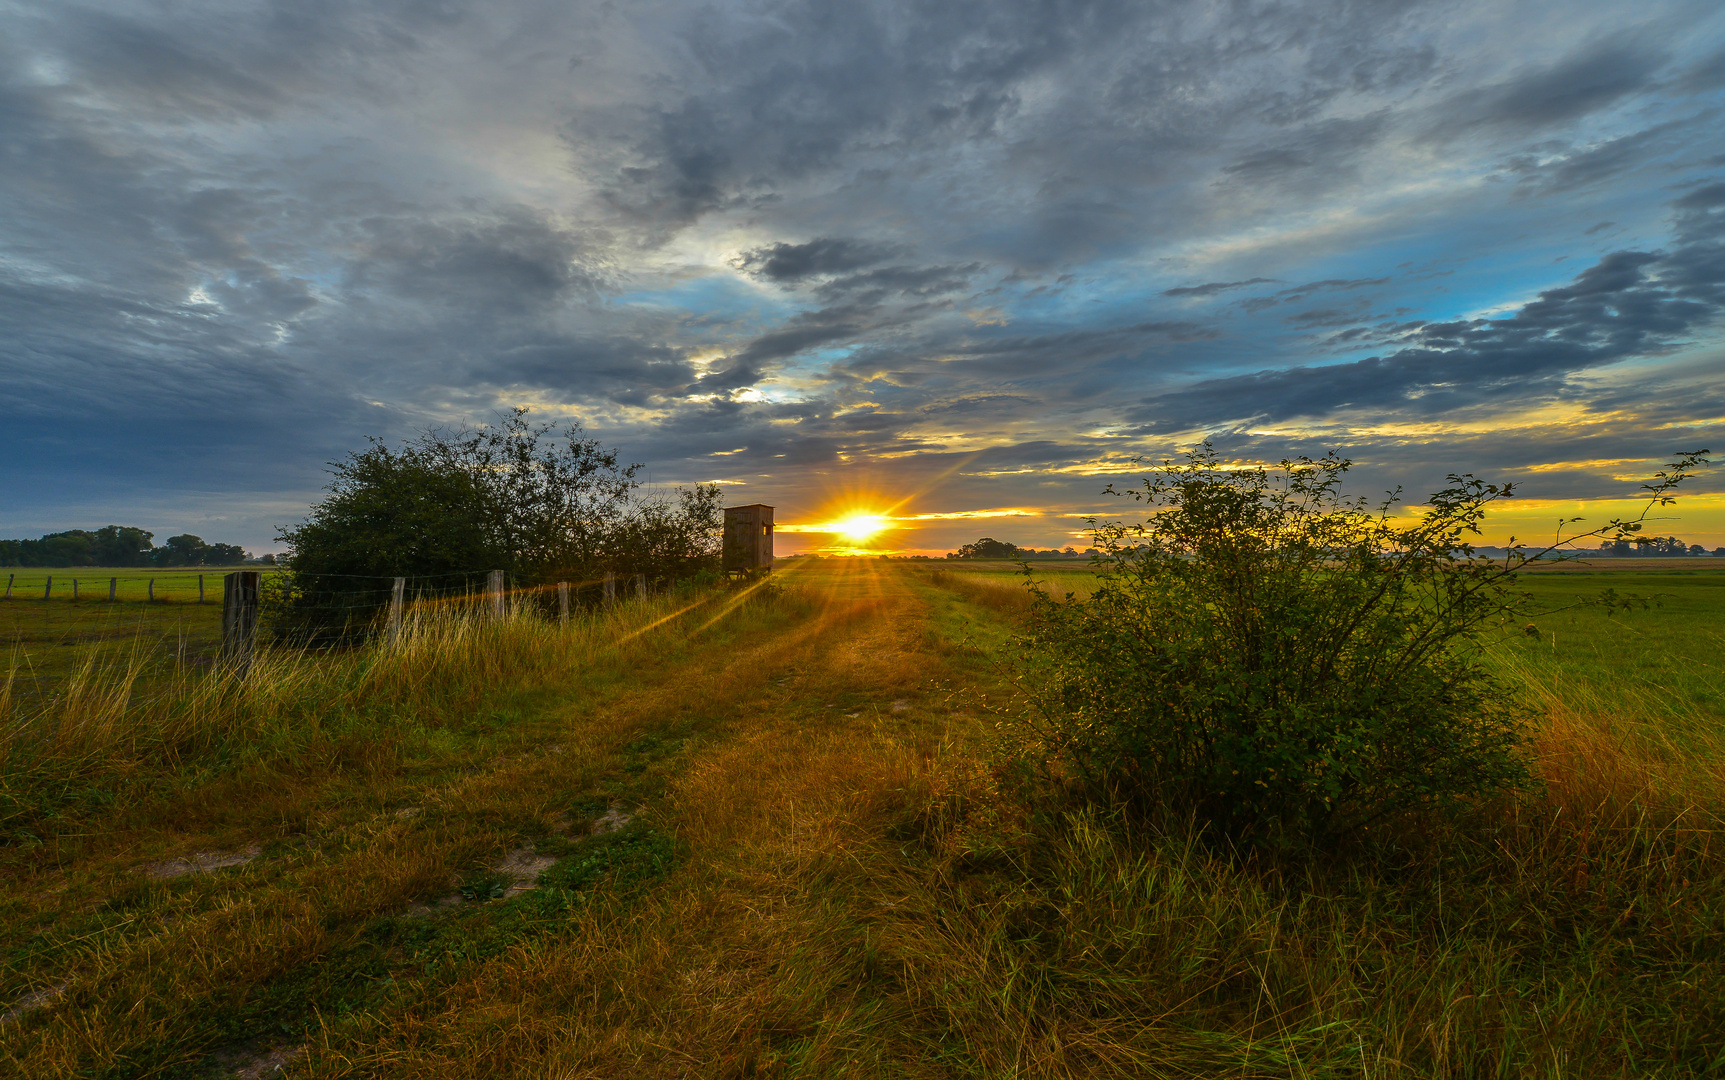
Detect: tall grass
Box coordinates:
(921, 567, 1093, 617)
(8, 561, 1723, 1074)
(823, 696, 1725, 1076)
(0, 586, 742, 837)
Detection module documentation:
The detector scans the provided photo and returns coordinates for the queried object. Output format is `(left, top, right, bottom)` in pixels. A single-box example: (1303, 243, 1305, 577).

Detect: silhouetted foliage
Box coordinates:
(274, 408, 718, 642)
(0, 525, 247, 567)
(951, 537, 1019, 559)
(1018, 445, 1710, 848)
(607, 485, 723, 585)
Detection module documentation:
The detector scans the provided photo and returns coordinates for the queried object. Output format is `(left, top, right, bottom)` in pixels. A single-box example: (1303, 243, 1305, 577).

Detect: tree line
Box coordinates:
(946, 537, 1087, 559)
(1591, 536, 1724, 556)
(0, 527, 251, 568)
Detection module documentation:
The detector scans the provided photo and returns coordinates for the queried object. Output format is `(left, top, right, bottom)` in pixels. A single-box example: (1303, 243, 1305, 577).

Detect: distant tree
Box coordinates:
(92, 525, 155, 566)
(153, 534, 211, 566)
(1690, 544, 1708, 556)
(206, 542, 249, 564)
(954, 537, 1019, 559)
(0, 530, 99, 566)
(37, 531, 96, 566)
(0, 526, 246, 567)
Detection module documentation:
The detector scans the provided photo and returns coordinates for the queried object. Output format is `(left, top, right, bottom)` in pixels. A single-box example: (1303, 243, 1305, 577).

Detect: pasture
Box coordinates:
(0, 568, 278, 687)
(1, 559, 1722, 1077)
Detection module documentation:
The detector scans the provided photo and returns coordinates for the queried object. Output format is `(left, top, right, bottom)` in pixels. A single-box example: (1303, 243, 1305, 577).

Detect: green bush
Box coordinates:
(1022, 448, 1542, 845)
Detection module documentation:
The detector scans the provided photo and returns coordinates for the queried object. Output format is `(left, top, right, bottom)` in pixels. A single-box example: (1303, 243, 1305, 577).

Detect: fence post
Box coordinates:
(148, 579, 154, 602)
(44, 576, 51, 601)
(198, 575, 205, 604)
(557, 581, 570, 627)
(109, 578, 117, 602)
(388, 577, 406, 642)
(636, 574, 646, 601)
(488, 570, 506, 619)
(221, 571, 261, 678)
(4, 573, 12, 600)
(72, 579, 78, 602)
(603, 572, 615, 606)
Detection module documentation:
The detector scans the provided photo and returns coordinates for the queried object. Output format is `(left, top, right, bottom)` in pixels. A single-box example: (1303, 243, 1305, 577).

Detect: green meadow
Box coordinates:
(0, 568, 283, 688)
(1, 566, 270, 604)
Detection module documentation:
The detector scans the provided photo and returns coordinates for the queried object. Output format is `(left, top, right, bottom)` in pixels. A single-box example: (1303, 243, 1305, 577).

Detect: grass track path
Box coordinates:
(4, 561, 999, 1078)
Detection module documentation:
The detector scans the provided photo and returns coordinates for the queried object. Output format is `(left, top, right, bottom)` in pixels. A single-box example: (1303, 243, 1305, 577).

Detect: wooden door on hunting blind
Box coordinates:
(723, 504, 774, 573)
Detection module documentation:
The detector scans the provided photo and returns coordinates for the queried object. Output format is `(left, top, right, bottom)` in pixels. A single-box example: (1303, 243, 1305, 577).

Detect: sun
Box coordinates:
(832, 512, 889, 543)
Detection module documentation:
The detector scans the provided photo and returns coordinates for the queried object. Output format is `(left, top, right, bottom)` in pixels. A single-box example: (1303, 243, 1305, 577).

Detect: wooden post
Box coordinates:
(388, 577, 406, 641)
(557, 581, 570, 627)
(109, 578, 117, 602)
(636, 573, 646, 601)
(148, 578, 154, 602)
(44, 576, 51, 601)
(198, 575, 205, 604)
(4, 573, 12, 599)
(603, 572, 615, 606)
(72, 579, 78, 602)
(488, 570, 506, 619)
(221, 571, 261, 677)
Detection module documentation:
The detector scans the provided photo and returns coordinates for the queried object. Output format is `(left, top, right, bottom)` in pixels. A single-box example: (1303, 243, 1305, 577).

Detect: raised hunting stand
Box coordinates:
(722, 504, 774, 578)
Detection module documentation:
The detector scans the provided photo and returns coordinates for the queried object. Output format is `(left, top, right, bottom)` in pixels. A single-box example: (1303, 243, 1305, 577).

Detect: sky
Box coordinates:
(3, 0, 1724, 556)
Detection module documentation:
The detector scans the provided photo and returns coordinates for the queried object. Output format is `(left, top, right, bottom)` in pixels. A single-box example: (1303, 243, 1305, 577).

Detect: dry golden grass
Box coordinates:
(4, 560, 1723, 1077)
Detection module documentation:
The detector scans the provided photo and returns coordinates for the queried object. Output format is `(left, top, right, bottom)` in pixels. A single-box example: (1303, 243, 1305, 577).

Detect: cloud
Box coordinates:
(2, 0, 1723, 547)
(733, 238, 904, 282)
(1428, 41, 1669, 140)
(1128, 194, 1725, 434)
(1164, 278, 1278, 298)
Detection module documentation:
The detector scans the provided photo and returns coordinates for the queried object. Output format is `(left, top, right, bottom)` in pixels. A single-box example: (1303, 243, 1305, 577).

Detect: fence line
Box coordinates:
(4, 565, 721, 683)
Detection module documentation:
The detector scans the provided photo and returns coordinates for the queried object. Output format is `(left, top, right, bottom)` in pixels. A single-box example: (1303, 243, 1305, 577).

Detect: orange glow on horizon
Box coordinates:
(830, 512, 889, 543)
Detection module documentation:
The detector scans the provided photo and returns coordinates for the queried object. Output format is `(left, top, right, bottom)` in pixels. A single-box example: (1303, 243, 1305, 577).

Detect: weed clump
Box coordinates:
(1022, 447, 1540, 845)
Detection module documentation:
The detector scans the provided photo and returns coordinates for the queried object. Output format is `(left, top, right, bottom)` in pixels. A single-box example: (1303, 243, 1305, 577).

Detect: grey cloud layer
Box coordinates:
(1, 0, 1723, 546)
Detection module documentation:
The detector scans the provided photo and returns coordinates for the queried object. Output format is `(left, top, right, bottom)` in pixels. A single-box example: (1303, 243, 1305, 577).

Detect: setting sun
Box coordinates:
(832, 513, 889, 543)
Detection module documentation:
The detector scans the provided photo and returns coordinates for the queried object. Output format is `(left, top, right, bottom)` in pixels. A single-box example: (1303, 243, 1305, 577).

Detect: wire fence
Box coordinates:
(3, 565, 695, 679)
(0, 569, 280, 604)
(255, 568, 668, 651)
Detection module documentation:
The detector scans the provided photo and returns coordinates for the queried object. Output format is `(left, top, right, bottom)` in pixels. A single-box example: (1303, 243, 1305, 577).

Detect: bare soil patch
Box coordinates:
(141, 843, 262, 880)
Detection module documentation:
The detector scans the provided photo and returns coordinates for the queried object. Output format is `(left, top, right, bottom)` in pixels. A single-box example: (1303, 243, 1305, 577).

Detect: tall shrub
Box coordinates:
(1022, 446, 1707, 845)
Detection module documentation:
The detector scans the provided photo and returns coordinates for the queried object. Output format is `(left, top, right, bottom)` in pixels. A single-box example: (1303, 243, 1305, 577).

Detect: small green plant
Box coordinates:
(457, 874, 510, 902)
(1020, 445, 1708, 846)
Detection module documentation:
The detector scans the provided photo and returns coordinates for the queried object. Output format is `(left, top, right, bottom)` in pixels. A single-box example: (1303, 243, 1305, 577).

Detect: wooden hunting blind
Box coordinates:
(723, 504, 774, 573)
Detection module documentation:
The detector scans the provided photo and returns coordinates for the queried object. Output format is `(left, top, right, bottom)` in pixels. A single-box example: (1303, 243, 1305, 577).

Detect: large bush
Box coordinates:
(1021, 447, 1704, 845)
(274, 409, 719, 641)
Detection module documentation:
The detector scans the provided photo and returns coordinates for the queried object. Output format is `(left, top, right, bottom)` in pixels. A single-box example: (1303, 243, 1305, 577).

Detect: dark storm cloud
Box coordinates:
(3, 0, 1723, 546)
(23, 7, 287, 121)
(1220, 114, 1389, 188)
(733, 239, 904, 282)
(1241, 277, 1393, 313)
(1164, 278, 1278, 298)
(1128, 198, 1725, 433)
(348, 210, 603, 312)
(812, 264, 980, 302)
(1427, 41, 1668, 140)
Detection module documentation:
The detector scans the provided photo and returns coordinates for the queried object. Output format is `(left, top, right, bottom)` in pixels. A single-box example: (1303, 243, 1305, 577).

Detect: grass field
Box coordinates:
(1, 567, 270, 690)
(2, 559, 1723, 1077)
(1, 567, 273, 604)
